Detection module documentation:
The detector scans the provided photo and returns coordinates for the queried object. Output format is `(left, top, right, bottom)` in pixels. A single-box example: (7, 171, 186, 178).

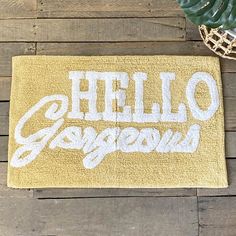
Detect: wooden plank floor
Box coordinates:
(0, 1, 235, 235)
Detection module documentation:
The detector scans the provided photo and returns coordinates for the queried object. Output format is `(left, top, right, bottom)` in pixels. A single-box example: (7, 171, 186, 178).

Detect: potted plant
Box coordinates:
(177, 0, 236, 60)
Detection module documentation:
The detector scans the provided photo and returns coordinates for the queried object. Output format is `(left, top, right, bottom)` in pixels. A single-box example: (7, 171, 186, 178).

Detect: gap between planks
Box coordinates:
(198, 197, 236, 235)
(0, 18, 186, 42)
(0, 196, 198, 236)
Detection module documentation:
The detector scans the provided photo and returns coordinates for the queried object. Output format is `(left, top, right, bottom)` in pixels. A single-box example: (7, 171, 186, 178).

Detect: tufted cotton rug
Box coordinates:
(8, 55, 228, 188)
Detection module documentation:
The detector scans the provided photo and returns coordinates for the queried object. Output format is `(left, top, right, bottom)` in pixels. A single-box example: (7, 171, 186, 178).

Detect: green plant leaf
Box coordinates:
(177, 0, 236, 29)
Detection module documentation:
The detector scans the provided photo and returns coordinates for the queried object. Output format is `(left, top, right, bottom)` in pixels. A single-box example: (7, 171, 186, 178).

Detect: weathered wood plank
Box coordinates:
(37, 41, 210, 56)
(0, 20, 35, 41)
(199, 197, 236, 236)
(0, 163, 33, 198)
(186, 19, 201, 41)
(221, 59, 236, 73)
(0, 197, 198, 236)
(0, 102, 9, 136)
(0, 136, 8, 162)
(0, 18, 185, 42)
(226, 132, 236, 157)
(37, 0, 183, 18)
(0, 0, 37, 19)
(36, 41, 236, 72)
(224, 97, 236, 131)
(0, 43, 35, 76)
(223, 73, 236, 97)
(198, 159, 236, 196)
(0, 77, 11, 100)
(34, 188, 196, 199)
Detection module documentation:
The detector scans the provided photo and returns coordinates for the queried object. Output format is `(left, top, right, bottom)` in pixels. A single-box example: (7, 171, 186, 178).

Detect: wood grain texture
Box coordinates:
(37, 41, 211, 55)
(34, 188, 196, 199)
(0, 77, 11, 100)
(198, 159, 236, 196)
(37, 0, 183, 18)
(0, 18, 185, 42)
(223, 73, 236, 97)
(0, 43, 35, 76)
(224, 97, 236, 131)
(0, 163, 33, 198)
(221, 59, 236, 73)
(199, 197, 236, 236)
(0, 197, 198, 236)
(0, 136, 8, 162)
(226, 132, 236, 157)
(186, 19, 201, 41)
(0, 102, 9, 136)
(0, 0, 36, 19)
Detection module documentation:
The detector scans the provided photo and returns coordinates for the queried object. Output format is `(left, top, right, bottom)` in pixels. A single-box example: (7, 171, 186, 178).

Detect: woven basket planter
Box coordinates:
(199, 25, 236, 60)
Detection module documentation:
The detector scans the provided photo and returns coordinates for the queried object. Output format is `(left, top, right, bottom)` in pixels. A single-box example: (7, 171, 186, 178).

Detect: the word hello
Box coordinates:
(68, 71, 219, 122)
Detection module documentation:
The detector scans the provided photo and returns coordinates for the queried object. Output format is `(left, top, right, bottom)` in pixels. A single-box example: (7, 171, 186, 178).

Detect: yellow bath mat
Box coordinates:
(8, 55, 228, 188)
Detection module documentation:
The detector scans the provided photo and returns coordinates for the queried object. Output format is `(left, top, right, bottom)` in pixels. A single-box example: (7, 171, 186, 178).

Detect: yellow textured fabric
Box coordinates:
(8, 55, 228, 188)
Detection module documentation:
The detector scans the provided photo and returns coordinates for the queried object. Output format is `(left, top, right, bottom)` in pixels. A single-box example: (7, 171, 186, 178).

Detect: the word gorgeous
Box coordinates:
(10, 71, 220, 169)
